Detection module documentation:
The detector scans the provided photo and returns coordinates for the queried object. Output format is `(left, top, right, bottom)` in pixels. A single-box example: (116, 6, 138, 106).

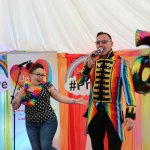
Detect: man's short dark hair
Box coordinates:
(96, 32, 112, 39)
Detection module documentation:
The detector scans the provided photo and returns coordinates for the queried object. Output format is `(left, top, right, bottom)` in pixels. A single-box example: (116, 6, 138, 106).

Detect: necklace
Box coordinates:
(21, 80, 45, 106)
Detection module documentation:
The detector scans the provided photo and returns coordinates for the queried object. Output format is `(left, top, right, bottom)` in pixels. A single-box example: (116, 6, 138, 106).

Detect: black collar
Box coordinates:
(106, 50, 114, 58)
(101, 49, 114, 59)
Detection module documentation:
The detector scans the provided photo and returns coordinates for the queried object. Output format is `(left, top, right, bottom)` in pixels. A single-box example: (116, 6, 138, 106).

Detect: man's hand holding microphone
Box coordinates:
(86, 47, 103, 68)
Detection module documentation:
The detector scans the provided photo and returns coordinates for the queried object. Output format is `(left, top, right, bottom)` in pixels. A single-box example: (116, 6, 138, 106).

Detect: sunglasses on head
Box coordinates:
(95, 40, 111, 45)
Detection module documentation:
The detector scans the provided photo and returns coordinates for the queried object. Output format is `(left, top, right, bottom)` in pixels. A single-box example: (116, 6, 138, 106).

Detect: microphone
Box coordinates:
(18, 60, 32, 67)
(92, 48, 103, 57)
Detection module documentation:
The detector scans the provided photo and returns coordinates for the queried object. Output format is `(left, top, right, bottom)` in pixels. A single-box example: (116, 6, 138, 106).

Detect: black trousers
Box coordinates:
(88, 104, 122, 150)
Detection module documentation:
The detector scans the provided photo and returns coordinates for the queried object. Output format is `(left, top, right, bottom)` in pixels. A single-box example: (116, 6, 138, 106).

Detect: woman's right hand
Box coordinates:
(12, 88, 23, 111)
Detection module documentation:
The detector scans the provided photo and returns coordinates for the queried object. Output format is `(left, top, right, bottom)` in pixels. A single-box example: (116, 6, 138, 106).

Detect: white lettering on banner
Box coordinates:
(0, 74, 9, 93)
(64, 76, 90, 95)
(19, 75, 30, 82)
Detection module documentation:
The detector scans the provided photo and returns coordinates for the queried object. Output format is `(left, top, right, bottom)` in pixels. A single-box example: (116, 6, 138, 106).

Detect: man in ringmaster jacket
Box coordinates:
(77, 32, 136, 150)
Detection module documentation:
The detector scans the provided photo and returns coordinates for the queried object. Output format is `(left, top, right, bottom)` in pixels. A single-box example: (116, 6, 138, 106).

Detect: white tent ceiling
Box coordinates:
(0, 0, 150, 54)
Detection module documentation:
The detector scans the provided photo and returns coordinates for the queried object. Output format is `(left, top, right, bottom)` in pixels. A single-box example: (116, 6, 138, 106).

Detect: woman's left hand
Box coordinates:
(74, 97, 88, 105)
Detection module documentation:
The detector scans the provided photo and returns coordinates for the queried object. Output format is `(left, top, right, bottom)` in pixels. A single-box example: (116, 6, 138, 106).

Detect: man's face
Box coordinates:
(95, 34, 113, 56)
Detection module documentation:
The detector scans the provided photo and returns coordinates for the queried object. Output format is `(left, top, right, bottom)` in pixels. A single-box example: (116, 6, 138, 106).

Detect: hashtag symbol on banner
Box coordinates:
(69, 80, 76, 91)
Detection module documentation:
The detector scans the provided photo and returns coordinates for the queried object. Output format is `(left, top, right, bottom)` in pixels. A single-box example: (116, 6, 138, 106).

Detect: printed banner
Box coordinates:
(0, 55, 9, 93)
(0, 49, 149, 150)
(0, 55, 11, 150)
(58, 48, 150, 150)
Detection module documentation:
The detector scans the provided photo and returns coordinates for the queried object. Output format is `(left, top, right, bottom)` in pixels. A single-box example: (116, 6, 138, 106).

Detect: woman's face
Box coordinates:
(29, 68, 46, 85)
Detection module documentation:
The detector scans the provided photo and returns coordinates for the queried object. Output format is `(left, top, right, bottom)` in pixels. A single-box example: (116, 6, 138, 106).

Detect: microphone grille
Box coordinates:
(28, 60, 32, 63)
(98, 47, 103, 53)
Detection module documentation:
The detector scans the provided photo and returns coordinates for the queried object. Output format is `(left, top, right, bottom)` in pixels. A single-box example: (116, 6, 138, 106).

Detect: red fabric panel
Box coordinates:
(65, 54, 88, 150)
